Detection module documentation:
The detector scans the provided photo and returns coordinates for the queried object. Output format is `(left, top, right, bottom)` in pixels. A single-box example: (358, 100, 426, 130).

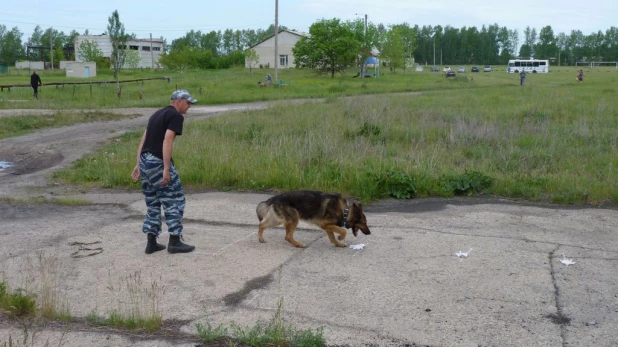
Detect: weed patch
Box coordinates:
(440, 171, 493, 196)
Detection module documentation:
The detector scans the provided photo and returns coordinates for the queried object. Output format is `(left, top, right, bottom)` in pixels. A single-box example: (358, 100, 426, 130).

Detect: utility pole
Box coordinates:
(356, 13, 368, 77)
(433, 36, 436, 66)
(150, 33, 154, 69)
(364, 14, 367, 37)
(50, 30, 54, 71)
(274, 0, 279, 86)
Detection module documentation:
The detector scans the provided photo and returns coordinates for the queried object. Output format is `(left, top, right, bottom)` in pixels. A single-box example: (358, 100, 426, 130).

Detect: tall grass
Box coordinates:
(55, 69, 618, 204)
(95, 271, 165, 331)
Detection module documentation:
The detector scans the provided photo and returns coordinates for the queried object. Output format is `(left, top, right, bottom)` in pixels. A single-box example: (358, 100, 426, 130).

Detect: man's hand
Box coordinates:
(131, 165, 140, 181)
(160, 169, 171, 186)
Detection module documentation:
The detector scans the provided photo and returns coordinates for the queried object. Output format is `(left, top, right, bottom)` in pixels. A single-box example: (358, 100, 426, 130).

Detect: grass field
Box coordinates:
(2, 65, 606, 109)
(3, 65, 618, 205)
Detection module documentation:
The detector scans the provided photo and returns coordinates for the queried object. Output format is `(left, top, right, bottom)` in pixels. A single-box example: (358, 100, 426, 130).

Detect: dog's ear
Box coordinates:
(352, 202, 363, 211)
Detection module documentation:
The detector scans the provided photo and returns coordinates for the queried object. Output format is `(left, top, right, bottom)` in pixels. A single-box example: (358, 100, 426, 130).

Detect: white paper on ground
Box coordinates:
(560, 258, 576, 266)
(456, 248, 473, 258)
(350, 244, 366, 250)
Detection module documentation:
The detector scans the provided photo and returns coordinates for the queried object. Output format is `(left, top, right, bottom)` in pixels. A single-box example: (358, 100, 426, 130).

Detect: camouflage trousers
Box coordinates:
(139, 153, 185, 236)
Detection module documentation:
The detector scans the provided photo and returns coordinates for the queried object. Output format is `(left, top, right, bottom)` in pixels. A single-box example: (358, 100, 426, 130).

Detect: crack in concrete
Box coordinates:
(548, 247, 571, 347)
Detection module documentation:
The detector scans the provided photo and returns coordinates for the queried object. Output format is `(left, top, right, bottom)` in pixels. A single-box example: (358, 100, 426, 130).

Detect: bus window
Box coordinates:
(515, 61, 520, 67)
(533, 62, 539, 67)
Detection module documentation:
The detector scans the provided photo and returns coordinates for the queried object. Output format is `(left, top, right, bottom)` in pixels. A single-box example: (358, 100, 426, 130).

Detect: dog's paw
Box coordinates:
(295, 243, 306, 248)
(336, 242, 347, 248)
(258, 238, 266, 243)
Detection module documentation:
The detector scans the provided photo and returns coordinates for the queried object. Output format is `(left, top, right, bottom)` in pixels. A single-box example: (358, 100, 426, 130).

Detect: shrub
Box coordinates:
(440, 170, 493, 196)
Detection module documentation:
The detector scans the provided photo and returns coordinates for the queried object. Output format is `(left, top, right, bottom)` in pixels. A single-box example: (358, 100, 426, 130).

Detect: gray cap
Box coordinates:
(170, 89, 197, 104)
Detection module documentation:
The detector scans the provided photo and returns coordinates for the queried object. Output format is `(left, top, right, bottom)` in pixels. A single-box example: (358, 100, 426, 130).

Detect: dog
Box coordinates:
(256, 190, 371, 248)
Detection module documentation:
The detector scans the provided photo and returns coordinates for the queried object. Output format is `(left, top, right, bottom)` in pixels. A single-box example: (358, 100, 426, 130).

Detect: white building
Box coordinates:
(245, 30, 306, 69)
(74, 35, 164, 69)
(65, 62, 97, 78)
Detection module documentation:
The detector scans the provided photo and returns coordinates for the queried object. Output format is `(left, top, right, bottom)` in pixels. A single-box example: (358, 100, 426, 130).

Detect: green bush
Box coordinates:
(0, 282, 37, 317)
(374, 169, 417, 199)
(440, 170, 493, 196)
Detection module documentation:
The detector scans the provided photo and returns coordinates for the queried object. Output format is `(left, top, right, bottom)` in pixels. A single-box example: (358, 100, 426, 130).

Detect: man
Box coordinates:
(519, 69, 526, 86)
(30, 70, 42, 98)
(131, 90, 197, 254)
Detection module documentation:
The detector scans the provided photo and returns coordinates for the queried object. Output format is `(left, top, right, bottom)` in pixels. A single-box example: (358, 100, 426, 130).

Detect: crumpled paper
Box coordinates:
(559, 254, 576, 266)
(456, 248, 473, 258)
(349, 244, 366, 250)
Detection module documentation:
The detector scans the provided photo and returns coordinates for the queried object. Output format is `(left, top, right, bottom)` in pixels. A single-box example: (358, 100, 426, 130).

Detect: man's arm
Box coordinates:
(131, 130, 147, 181)
(160, 129, 177, 186)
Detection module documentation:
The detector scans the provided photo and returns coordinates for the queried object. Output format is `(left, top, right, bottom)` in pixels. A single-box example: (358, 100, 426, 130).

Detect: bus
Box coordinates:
(507, 59, 549, 73)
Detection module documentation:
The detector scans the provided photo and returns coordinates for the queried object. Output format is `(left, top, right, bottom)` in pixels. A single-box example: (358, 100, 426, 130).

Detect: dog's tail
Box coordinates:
(256, 201, 269, 222)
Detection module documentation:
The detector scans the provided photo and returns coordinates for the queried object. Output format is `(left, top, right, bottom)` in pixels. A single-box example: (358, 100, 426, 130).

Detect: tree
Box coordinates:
(78, 40, 102, 61)
(534, 26, 556, 59)
(0, 25, 24, 64)
(25, 26, 44, 61)
(124, 49, 141, 69)
(382, 26, 406, 72)
(78, 40, 109, 68)
(245, 49, 259, 73)
(292, 18, 360, 78)
(107, 10, 129, 96)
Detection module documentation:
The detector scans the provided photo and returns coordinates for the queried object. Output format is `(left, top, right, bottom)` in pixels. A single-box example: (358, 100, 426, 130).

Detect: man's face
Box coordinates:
(173, 98, 191, 114)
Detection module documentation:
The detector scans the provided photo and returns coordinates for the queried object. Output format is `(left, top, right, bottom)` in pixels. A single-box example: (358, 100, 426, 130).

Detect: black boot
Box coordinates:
(168, 235, 195, 254)
(145, 233, 166, 254)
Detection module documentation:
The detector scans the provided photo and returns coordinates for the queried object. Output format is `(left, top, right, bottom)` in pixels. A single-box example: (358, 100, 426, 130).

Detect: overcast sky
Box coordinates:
(2, 0, 616, 42)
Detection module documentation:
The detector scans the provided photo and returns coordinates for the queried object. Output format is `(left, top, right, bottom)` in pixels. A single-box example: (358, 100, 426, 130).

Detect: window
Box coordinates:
(280, 55, 288, 66)
(152, 47, 161, 51)
(129, 45, 139, 50)
(142, 46, 151, 51)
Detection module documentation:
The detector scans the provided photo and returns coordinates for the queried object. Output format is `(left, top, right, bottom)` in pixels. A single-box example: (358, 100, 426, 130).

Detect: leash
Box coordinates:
(69, 241, 103, 258)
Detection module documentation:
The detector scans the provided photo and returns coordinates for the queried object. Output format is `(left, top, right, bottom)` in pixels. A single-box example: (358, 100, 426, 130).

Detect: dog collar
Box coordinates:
(343, 206, 351, 228)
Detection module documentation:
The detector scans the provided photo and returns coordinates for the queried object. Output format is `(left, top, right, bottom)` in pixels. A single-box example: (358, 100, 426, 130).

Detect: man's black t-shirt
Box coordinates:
(30, 74, 41, 86)
(141, 106, 184, 159)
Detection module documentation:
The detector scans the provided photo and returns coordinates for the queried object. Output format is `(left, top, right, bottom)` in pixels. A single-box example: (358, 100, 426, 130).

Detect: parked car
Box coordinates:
(445, 70, 456, 78)
(415, 65, 424, 72)
(443, 66, 452, 72)
(430, 66, 439, 72)
(484, 65, 492, 72)
(457, 66, 465, 73)
(471, 66, 480, 72)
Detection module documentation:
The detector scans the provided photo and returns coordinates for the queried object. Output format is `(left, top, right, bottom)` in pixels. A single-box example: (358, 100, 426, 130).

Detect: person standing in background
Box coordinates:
(30, 70, 42, 98)
(519, 69, 526, 86)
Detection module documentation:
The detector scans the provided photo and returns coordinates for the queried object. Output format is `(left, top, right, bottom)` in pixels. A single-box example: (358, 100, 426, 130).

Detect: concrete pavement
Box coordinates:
(2, 192, 617, 346)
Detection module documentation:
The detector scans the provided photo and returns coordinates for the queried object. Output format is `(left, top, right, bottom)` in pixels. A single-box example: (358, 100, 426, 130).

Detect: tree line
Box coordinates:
(2, 18, 617, 71)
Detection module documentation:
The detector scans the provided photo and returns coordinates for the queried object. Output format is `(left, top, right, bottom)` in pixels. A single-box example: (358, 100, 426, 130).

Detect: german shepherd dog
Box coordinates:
(256, 190, 371, 248)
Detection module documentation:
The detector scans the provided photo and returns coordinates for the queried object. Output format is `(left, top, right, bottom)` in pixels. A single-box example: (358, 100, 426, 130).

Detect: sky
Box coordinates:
(2, 0, 616, 44)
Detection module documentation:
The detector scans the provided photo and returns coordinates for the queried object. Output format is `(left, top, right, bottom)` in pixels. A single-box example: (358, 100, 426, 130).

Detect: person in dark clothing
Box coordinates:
(577, 70, 584, 82)
(30, 71, 42, 98)
(519, 70, 526, 86)
(131, 90, 197, 254)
